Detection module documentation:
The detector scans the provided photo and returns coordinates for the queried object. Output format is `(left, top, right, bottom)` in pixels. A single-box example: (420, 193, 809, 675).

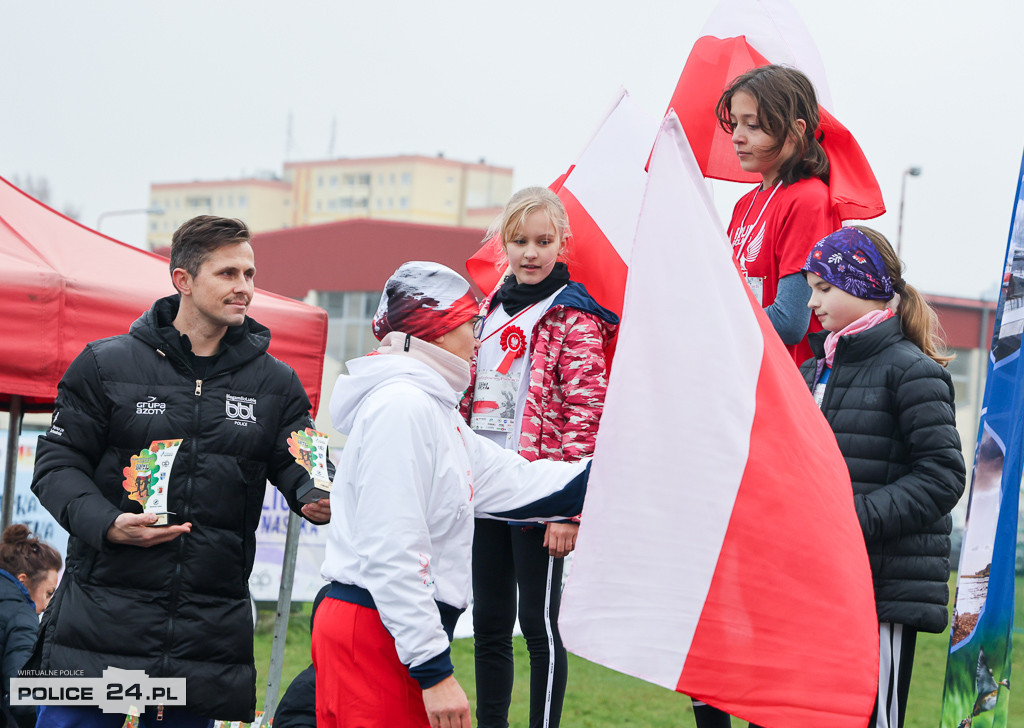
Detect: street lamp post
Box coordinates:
(896, 166, 922, 259)
(96, 207, 164, 233)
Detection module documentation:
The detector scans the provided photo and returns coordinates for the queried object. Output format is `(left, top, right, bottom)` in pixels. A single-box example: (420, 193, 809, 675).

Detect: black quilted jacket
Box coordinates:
(800, 316, 965, 633)
(31, 295, 320, 720)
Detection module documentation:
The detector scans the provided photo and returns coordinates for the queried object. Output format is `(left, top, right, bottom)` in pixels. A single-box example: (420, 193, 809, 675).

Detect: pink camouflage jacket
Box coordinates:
(460, 281, 618, 464)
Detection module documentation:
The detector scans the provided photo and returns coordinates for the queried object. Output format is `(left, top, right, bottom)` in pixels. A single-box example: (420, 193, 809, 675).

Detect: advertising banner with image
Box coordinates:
(0, 430, 68, 558)
(940, 150, 1024, 727)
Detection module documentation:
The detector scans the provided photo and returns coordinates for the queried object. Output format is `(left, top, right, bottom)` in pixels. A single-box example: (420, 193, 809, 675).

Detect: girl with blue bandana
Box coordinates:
(800, 226, 965, 728)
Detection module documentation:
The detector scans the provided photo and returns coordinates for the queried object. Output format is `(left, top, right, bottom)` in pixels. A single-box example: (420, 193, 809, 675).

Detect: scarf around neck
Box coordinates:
(491, 262, 570, 315)
(823, 308, 894, 367)
(375, 331, 471, 393)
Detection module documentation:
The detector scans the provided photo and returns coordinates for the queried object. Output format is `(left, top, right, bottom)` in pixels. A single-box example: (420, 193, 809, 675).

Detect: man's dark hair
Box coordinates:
(169, 215, 251, 281)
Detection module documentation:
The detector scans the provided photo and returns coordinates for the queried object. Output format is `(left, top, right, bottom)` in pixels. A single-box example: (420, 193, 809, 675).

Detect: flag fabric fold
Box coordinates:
(666, 0, 885, 221)
(465, 88, 658, 352)
(559, 112, 878, 728)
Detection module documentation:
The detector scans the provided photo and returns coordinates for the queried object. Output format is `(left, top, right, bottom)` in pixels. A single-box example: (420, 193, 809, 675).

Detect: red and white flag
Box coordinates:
(666, 0, 884, 221)
(466, 88, 658, 353)
(559, 113, 878, 727)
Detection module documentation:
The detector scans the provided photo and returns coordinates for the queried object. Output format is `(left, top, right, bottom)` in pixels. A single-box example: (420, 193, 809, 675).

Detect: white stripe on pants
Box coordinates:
(876, 623, 915, 728)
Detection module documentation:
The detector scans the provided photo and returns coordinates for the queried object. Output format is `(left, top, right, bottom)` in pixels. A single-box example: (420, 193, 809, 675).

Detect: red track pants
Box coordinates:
(311, 597, 430, 728)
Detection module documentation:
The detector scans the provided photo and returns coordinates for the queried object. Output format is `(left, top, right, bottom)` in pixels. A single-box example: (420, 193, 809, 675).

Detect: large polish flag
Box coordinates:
(667, 0, 884, 221)
(466, 88, 658, 337)
(559, 112, 878, 727)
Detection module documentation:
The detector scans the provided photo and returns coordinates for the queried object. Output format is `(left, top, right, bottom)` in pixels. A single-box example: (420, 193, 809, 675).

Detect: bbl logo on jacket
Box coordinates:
(225, 394, 256, 426)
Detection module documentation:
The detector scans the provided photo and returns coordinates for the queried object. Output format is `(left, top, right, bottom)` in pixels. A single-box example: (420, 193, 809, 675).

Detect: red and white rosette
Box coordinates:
(496, 325, 526, 375)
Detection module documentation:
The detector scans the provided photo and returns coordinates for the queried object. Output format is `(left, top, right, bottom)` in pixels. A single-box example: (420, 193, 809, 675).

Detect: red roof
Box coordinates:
(246, 219, 488, 299)
(925, 294, 998, 350)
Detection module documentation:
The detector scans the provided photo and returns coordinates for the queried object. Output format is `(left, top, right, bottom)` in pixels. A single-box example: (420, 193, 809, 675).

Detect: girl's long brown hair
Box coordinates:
(716, 65, 829, 186)
(853, 226, 953, 366)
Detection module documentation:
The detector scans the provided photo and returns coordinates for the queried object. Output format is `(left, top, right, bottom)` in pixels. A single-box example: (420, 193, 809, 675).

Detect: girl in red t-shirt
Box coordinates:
(690, 64, 842, 728)
(717, 65, 841, 366)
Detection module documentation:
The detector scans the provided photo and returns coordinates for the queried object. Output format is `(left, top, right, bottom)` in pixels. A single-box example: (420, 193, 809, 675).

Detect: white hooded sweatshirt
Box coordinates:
(322, 340, 588, 683)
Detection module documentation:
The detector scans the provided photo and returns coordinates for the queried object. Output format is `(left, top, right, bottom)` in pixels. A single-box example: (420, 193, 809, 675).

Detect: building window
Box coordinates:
(378, 174, 385, 186)
(186, 196, 212, 208)
(401, 172, 412, 185)
(330, 176, 338, 187)
(389, 174, 396, 185)
(239, 195, 247, 208)
(320, 291, 379, 370)
(399, 197, 409, 209)
(318, 176, 324, 187)
(339, 198, 353, 210)
(316, 200, 322, 211)
(357, 198, 369, 208)
(358, 173, 371, 185)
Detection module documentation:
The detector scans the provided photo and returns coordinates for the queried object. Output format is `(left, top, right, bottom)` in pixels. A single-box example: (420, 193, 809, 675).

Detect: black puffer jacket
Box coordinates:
(1, 571, 38, 728)
(800, 316, 965, 633)
(31, 296, 320, 721)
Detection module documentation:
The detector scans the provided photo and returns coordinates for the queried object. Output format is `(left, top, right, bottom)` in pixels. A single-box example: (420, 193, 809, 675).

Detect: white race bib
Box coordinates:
(745, 276, 764, 306)
(469, 369, 521, 433)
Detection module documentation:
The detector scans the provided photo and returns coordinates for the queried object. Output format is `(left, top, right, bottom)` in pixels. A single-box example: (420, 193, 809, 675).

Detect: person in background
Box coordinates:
(801, 226, 965, 727)
(461, 187, 617, 728)
(0, 524, 61, 728)
(273, 584, 330, 728)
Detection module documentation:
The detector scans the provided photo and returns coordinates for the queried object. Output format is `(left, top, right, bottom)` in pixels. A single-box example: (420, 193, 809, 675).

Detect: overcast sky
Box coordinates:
(2, 0, 1019, 299)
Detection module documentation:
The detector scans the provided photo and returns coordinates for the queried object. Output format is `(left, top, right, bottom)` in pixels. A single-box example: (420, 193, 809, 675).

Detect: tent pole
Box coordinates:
(263, 509, 301, 721)
(3, 395, 24, 532)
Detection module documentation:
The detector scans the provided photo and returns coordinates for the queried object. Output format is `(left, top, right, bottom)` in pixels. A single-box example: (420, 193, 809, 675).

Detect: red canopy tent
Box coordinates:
(0, 176, 328, 525)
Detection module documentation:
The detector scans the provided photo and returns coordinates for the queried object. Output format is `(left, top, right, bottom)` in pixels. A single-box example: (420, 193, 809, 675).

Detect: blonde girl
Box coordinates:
(462, 187, 617, 728)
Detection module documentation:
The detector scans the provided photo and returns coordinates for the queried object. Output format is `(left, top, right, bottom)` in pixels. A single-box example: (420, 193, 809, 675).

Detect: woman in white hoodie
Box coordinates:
(313, 262, 590, 728)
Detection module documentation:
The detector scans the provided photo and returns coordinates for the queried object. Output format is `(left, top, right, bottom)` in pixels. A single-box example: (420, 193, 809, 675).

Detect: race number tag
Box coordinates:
(745, 276, 764, 306)
(469, 370, 520, 433)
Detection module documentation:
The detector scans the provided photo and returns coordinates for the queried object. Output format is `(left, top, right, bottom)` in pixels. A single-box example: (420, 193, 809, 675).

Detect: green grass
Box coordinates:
(254, 575, 1024, 726)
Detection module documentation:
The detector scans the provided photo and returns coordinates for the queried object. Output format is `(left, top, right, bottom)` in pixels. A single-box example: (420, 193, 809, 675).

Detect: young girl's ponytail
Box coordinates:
(852, 226, 954, 366)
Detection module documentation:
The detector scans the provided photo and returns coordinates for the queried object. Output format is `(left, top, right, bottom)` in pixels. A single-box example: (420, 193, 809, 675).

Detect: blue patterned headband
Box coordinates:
(802, 227, 894, 301)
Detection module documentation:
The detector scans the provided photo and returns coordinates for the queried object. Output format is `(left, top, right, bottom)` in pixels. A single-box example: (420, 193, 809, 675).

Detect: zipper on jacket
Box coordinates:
(161, 377, 203, 675)
(820, 340, 847, 413)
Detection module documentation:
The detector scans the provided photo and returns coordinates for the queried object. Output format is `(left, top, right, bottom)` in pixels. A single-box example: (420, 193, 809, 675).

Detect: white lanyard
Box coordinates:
(734, 182, 780, 272)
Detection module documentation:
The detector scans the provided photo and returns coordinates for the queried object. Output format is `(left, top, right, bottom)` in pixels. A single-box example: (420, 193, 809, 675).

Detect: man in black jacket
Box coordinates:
(29, 216, 330, 727)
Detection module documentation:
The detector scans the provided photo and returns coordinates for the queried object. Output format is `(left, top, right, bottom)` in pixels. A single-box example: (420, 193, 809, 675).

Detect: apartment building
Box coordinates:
(146, 155, 512, 250)
(147, 177, 291, 249)
(283, 154, 512, 228)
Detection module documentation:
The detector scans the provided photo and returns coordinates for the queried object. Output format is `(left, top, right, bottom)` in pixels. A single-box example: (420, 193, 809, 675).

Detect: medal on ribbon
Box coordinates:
(497, 325, 526, 375)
